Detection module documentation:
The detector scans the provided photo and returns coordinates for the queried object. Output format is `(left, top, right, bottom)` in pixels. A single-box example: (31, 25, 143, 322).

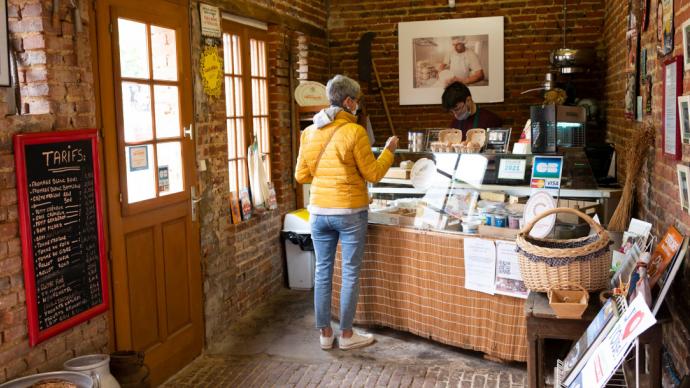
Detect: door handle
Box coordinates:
(184, 124, 194, 140)
(191, 186, 201, 222)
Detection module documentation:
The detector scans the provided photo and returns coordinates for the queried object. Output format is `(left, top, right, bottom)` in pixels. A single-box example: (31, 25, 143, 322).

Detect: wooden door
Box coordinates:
(95, 0, 203, 384)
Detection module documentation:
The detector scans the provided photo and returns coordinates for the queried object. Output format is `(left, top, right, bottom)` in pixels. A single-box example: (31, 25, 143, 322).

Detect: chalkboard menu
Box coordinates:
(14, 129, 108, 346)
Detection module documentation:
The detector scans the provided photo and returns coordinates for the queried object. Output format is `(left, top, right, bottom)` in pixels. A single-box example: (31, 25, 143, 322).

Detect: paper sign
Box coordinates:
(463, 238, 496, 295)
(578, 295, 657, 388)
(129, 146, 148, 171)
(158, 166, 169, 192)
(199, 3, 221, 38)
(498, 158, 526, 180)
(494, 241, 528, 299)
(531, 155, 563, 192)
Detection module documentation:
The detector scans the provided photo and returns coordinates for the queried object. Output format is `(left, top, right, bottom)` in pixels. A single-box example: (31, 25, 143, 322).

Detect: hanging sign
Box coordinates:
(199, 3, 221, 38)
(14, 129, 108, 346)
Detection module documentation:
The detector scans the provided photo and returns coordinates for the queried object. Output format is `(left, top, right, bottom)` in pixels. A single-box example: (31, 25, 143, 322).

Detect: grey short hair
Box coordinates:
(326, 75, 360, 107)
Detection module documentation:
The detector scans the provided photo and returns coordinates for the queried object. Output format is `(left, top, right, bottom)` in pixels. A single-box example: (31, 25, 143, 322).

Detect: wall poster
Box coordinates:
(663, 56, 682, 160)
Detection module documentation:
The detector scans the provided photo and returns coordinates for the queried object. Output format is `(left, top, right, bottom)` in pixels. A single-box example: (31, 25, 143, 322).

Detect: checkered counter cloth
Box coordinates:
(333, 224, 528, 362)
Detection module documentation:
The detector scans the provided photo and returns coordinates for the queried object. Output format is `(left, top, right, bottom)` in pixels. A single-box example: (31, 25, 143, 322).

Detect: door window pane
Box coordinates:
(118, 19, 149, 79)
(126, 144, 156, 203)
(151, 26, 178, 81)
(154, 85, 180, 139)
(122, 82, 153, 142)
(157, 142, 183, 195)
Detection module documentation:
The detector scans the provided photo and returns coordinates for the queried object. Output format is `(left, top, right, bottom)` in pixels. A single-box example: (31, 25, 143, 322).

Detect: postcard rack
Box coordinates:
(554, 295, 642, 388)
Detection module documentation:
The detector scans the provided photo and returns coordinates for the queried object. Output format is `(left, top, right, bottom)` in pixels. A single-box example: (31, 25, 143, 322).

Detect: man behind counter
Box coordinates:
(442, 81, 502, 135)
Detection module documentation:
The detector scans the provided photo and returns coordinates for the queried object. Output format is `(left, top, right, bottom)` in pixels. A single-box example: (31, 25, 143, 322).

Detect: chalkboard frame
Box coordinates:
(14, 129, 109, 346)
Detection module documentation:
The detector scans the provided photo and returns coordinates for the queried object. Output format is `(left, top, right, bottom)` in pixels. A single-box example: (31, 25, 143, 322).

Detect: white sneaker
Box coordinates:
(339, 331, 374, 350)
(320, 333, 335, 350)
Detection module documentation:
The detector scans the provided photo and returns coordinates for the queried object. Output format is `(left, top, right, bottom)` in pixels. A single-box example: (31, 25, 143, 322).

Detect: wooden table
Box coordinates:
(525, 291, 600, 388)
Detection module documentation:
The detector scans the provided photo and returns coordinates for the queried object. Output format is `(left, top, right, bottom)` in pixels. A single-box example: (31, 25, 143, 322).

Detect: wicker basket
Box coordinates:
(548, 282, 589, 319)
(516, 207, 611, 292)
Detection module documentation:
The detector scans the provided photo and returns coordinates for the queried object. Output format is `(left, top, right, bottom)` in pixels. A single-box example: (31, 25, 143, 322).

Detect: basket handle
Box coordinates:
(521, 207, 606, 236)
(547, 281, 589, 303)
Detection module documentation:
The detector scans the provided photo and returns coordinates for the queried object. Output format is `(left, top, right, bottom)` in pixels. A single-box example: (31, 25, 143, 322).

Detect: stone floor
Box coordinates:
(161, 289, 527, 387)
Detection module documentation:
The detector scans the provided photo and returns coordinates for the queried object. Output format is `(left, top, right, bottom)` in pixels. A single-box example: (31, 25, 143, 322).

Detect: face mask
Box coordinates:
(454, 110, 469, 121)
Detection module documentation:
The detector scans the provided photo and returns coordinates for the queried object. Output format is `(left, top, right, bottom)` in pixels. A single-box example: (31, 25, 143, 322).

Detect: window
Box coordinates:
(223, 21, 270, 194)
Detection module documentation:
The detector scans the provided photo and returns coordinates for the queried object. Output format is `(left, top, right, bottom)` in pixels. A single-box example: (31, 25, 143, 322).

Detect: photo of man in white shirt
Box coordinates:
(439, 36, 485, 85)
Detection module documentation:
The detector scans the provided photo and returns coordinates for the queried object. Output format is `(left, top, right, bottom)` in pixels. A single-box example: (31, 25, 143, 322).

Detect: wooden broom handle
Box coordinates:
(371, 59, 396, 136)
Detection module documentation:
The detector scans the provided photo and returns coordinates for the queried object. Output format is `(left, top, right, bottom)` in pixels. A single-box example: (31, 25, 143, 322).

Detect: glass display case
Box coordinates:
(368, 147, 621, 236)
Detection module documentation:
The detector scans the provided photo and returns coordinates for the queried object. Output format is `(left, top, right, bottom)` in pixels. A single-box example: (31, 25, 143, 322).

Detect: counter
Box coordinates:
(333, 224, 527, 361)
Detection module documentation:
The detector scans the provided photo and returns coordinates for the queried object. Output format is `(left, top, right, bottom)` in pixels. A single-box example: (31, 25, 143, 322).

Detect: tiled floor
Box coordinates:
(161, 289, 527, 387)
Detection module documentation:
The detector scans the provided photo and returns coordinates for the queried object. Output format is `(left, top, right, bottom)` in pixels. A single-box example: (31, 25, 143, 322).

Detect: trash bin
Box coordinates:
(282, 209, 315, 290)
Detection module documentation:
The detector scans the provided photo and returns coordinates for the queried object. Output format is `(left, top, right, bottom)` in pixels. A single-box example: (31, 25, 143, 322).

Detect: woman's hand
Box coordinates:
(385, 136, 399, 152)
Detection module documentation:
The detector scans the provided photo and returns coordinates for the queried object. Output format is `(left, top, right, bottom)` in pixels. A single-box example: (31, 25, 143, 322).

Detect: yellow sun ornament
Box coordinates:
(200, 45, 223, 98)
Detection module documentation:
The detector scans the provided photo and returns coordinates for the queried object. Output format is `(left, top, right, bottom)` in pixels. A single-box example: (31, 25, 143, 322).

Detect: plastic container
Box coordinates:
(282, 209, 315, 290)
(508, 213, 522, 229)
(484, 212, 494, 226)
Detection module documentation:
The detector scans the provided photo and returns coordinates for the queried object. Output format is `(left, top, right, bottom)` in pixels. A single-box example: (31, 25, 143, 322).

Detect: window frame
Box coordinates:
(222, 20, 271, 195)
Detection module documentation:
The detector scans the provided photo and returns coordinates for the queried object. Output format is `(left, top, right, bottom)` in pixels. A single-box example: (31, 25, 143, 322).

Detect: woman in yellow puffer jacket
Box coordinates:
(295, 74, 398, 351)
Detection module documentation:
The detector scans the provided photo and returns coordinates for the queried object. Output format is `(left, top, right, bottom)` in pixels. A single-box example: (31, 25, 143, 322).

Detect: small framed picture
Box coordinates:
(485, 127, 512, 153)
(229, 191, 242, 224)
(682, 19, 690, 71)
(678, 95, 690, 144)
(677, 164, 690, 212)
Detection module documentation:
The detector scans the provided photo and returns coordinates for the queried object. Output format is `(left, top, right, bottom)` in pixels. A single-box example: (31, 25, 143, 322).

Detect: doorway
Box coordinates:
(95, 0, 203, 384)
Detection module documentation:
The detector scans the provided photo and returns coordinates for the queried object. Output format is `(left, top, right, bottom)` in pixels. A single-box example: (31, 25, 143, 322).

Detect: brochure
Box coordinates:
(648, 226, 683, 286)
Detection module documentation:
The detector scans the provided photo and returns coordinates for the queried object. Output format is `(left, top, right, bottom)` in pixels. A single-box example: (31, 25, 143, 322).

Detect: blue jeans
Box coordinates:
(311, 212, 368, 331)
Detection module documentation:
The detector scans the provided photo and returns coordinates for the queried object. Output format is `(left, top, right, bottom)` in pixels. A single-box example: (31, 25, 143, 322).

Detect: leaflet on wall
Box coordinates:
(494, 241, 527, 299)
(463, 238, 496, 295)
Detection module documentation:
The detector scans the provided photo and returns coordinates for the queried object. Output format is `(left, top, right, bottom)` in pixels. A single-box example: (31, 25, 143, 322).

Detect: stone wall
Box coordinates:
(604, 0, 690, 379)
(192, 0, 328, 344)
(0, 0, 107, 382)
(327, 0, 606, 145)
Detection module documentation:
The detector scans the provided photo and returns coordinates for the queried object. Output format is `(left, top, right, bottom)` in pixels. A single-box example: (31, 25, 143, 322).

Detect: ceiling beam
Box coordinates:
(216, 0, 326, 38)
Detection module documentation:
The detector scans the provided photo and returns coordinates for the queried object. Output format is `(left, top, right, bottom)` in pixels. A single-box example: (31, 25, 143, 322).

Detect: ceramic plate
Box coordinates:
(294, 81, 329, 107)
(410, 158, 436, 191)
(523, 190, 556, 238)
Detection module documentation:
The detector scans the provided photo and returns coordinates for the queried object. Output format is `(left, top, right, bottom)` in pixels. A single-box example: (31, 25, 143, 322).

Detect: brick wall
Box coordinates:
(192, 1, 328, 344)
(327, 0, 606, 145)
(0, 0, 106, 383)
(604, 0, 690, 379)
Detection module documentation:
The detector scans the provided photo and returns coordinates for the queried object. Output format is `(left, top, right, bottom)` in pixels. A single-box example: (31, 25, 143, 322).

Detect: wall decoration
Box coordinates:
(641, 0, 649, 31)
(644, 75, 653, 114)
(677, 164, 690, 212)
(661, 0, 673, 56)
(198, 3, 221, 39)
(663, 56, 682, 160)
(624, 73, 636, 120)
(640, 47, 647, 79)
(683, 20, 690, 71)
(656, 0, 663, 53)
(229, 191, 241, 224)
(626, 29, 638, 74)
(0, 0, 9, 86)
(679, 95, 690, 144)
(200, 45, 223, 98)
(398, 16, 504, 104)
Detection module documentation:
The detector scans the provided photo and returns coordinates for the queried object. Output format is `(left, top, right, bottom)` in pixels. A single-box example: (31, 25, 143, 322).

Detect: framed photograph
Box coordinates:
(0, 0, 9, 86)
(677, 164, 690, 212)
(398, 16, 504, 105)
(678, 95, 690, 144)
(239, 187, 252, 221)
(626, 29, 638, 74)
(661, 0, 673, 56)
(656, 0, 663, 52)
(682, 20, 690, 71)
(663, 56, 682, 160)
(485, 127, 511, 153)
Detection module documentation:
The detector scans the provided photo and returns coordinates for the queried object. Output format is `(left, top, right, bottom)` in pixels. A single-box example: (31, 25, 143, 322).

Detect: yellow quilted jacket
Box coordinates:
(295, 111, 394, 209)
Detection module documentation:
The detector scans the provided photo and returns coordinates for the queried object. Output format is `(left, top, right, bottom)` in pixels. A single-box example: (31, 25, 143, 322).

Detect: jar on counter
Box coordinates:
(508, 212, 522, 229)
(484, 212, 494, 226)
(493, 212, 507, 228)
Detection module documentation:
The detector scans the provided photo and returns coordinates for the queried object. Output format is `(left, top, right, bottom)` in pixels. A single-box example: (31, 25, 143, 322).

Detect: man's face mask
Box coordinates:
(451, 100, 469, 121)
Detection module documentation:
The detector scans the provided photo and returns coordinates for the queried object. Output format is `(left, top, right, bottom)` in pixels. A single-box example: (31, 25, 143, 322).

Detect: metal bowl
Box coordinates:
(0, 371, 93, 388)
(550, 48, 596, 70)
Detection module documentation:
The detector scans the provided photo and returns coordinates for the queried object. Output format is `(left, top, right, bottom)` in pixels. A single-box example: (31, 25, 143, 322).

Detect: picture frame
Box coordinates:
(682, 19, 690, 71)
(229, 191, 242, 224)
(678, 95, 690, 144)
(398, 16, 504, 105)
(677, 164, 690, 212)
(485, 127, 511, 153)
(663, 56, 682, 160)
(0, 0, 9, 86)
(661, 0, 673, 56)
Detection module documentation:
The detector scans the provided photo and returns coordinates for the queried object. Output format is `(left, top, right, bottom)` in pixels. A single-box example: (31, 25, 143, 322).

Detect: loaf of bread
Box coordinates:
(31, 379, 78, 388)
